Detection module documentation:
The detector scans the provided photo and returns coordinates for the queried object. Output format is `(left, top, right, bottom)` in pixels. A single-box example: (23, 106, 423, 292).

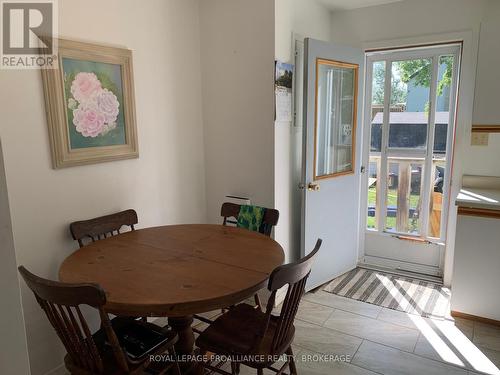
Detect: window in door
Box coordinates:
(314, 59, 358, 180)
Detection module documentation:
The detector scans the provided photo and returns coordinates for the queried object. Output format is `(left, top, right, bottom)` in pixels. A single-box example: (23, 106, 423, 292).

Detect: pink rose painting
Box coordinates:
(72, 103, 106, 138)
(69, 72, 119, 138)
(63, 58, 126, 149)
(70, 72, 102, 103)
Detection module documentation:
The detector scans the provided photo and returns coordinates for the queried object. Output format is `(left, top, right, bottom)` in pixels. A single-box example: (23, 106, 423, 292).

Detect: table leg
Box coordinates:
(169, 315, 195, 356)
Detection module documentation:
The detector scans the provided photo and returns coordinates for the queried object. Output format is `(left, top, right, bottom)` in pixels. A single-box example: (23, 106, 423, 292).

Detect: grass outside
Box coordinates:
(367, 187, 420, 231)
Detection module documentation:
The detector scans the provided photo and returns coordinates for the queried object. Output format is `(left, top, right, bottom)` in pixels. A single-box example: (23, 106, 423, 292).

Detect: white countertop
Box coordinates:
(456, 187, 500, 210)
(456, 175, 500, 210)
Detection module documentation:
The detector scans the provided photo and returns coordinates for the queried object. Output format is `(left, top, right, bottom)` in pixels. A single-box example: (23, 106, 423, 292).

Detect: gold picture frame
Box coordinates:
(41, 39, 138, 169)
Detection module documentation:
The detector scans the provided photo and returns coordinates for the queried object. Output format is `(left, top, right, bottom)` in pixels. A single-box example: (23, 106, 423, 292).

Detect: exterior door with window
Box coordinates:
(360, 44, 461, 277)
(301, 38, 364, 290)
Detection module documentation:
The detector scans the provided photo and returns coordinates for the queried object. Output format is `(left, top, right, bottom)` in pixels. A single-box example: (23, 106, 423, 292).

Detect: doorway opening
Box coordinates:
(360, 43, 461, 277)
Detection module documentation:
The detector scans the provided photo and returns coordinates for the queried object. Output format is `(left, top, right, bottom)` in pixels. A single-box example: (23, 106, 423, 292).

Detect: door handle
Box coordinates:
(307, 182, 320, 191)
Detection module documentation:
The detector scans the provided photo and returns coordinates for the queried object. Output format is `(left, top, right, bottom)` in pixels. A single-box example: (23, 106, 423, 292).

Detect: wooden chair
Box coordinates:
(224, 202, 279, 308)
(193, 203, 280, 331)
(18, 266, 180, 375)
(195, 239, 322, 375)
(221, 202, 279, 237)
(70, 209, 138, 248)
(70, 209, 148, 323)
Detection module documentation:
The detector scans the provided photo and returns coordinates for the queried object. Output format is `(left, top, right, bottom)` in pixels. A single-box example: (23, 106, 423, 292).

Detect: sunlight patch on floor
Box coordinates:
(409, 314, 465, 367)
(376, 273, 500, 375)
(435, 319, 500, 375)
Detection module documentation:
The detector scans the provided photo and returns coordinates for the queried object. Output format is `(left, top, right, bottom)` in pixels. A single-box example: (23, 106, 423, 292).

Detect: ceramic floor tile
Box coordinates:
(236, 349, 300, 375)
(353, 340, 468, 375)
(377, 307, 425, 330)
(196, 309, 221, 320)
(413, 333, 469, 369)
(296, 300, 334, 325)
(324, 309, 419, 352)
(453, 318, 475, 339)
(412, 318, 478, 367)
(479, 347, 500, 369)
(376, 307, 462, 332)
(296, 349, 379, 375)
(294, 318, 362, 357)
(152, 317, 168, 326)
(474, 323, 500, 352)
(304, 291, 382, 319)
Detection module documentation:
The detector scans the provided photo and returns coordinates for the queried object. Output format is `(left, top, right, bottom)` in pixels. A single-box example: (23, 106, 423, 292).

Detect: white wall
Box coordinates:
(199, 0, 275, 224)
(329, 0, 500, 285)
(275, 0, 331, 62)
(467, 0, 500, 177)
(0, 141, 31, 375)
(0, 0, 206, 373)
(274, 0, 332, 262)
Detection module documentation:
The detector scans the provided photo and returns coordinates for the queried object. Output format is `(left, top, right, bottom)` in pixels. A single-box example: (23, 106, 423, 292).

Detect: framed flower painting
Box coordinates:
(41, 39, 138, 168)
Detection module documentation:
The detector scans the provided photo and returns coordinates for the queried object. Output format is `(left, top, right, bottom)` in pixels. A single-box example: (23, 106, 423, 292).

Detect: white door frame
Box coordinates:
(359, 43, 461, 277)
(356, 31, 478, 286)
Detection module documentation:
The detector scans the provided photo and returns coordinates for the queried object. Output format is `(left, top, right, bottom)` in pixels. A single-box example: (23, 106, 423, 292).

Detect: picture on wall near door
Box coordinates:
(275, 61, 294, 122)
(42, 39, 138, 169)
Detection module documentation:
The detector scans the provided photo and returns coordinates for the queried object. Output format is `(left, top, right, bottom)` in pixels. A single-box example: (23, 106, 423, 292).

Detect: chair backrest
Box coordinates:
(70, 209, 138, 247)
(220, 202, 279, 237)
(260, 239, 322, 353)
(18, 266, 129, 373)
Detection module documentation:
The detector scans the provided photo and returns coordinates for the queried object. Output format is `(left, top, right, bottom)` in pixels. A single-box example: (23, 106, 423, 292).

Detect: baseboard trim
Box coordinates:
(451, 310, 500, 327)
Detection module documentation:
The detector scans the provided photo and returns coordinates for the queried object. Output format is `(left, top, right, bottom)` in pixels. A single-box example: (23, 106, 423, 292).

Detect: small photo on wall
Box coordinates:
(42, 39, 138, 168)
(275, 61, 293, 122)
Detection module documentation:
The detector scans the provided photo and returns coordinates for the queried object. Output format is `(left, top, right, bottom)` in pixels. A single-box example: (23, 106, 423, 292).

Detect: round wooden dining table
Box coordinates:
(59, 224, 284, 356)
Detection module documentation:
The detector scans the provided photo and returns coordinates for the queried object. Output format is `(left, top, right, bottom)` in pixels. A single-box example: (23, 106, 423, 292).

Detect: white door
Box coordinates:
(360, 44, 461, 277)
(301, 38, 364, 290)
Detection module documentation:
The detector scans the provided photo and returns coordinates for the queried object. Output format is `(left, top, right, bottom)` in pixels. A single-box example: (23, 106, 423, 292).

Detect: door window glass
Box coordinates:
(315, 59, 358, 179)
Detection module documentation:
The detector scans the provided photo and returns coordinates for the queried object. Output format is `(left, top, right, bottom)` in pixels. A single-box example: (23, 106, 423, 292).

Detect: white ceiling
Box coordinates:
(317, 0, 404, 11)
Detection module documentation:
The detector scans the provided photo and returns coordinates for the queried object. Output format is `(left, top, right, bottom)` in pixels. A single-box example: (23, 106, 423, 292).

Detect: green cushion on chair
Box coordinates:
(237, 205, 266, 232)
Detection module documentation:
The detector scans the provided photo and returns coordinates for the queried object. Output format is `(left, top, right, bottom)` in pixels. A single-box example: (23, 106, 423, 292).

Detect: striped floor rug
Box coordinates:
(323, 268, 450, 318)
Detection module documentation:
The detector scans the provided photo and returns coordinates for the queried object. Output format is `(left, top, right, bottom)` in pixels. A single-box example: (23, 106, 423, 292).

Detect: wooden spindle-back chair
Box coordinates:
(223, 202, 279, 309)
(194, 203, 281, 331)
(18, 266, 179, 375)
(70, 209, 138, 248)
(221, 202, 279, 237)
(196, 239, 322, 375)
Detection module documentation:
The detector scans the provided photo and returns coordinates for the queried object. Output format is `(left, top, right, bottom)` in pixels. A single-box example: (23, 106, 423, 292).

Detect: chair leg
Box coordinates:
(257, 369, 264, 375)
(286, 347, 297, 375)
(195, 349, 207, 375)
(254, 293, 262, 311)
(168, 346, 181, 375)
(231, 361, 240, 375)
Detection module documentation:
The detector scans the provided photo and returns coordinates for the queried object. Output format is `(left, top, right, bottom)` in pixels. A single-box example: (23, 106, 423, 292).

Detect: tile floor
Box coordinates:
(191, 290, 500, 375)
(58, 290, 500, 375)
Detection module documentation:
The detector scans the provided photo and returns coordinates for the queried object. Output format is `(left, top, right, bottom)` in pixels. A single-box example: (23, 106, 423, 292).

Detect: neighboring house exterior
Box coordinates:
(371, 111, 449, 153)
(406, 63, 450, 112)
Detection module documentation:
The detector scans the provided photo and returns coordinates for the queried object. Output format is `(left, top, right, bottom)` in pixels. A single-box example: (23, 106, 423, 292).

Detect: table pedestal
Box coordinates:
(169, 315, 195, 357)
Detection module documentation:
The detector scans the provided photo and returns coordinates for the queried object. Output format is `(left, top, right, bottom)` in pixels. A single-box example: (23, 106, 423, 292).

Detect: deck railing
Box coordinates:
(367, 154, 445, 237)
